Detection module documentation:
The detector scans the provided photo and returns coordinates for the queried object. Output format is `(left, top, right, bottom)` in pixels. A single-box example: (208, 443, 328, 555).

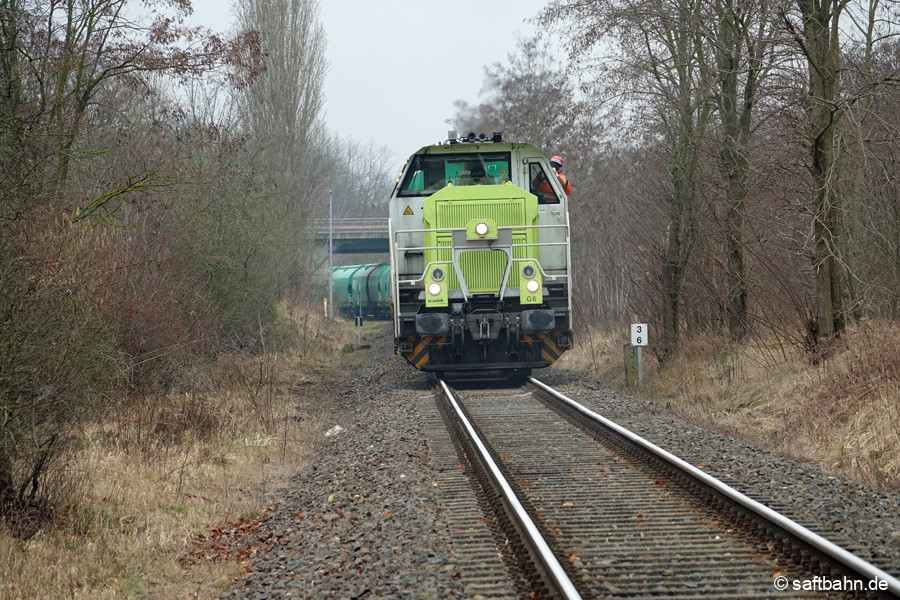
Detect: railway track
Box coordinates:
(430, 377, 900, 599)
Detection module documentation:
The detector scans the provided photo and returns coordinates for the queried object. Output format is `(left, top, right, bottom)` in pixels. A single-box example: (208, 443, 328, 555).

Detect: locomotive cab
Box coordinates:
(389, 134, 573, 376)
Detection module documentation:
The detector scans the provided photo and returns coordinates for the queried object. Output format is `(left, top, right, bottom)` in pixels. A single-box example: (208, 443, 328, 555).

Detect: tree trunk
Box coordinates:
(893, 189, 900, 318)
(801, 0, 847, 339)
(715, 2, 754, 343)
(845, 0, 879, 322)
(661, 119, 704, 358)
(719, 84, 750, 343)
(662, 238, 683, 360)
(725, 170, 748, 341)
(0, 0, 25, 170)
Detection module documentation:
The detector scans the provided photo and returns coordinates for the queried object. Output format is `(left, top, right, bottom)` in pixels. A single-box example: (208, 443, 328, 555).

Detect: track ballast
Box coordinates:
(433, 377, 900, 599)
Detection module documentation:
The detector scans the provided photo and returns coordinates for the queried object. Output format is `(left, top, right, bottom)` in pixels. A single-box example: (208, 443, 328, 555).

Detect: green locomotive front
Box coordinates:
(389, 134, 573, 378)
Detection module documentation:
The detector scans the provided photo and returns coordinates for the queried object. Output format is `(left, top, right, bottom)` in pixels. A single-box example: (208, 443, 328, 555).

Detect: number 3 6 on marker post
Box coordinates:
(631, 324, 648, 347)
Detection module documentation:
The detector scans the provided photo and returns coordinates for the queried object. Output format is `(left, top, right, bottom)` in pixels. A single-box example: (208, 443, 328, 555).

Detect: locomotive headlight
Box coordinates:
(466, 218, 497, 240)
(425, 268, 448, 307)
(520, 261, 542, 304)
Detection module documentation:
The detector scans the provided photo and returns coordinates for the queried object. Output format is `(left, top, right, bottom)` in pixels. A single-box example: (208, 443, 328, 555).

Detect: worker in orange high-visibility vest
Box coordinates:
(534, 155, 573, 200)
(549, 155, 572, 195)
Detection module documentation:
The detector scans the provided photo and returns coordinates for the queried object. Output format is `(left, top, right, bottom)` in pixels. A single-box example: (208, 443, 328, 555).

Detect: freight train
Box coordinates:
(331, 263, 391, 319)
(389, 132, 573, 379)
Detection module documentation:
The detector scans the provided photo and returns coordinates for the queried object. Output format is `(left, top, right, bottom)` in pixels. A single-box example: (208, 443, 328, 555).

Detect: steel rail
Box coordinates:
(436, 379, 582, 600)
(529, 377, 900, 597)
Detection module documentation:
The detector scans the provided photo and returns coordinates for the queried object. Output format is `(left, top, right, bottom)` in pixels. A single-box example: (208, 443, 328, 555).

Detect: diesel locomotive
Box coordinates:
(389, 133, 573, 378)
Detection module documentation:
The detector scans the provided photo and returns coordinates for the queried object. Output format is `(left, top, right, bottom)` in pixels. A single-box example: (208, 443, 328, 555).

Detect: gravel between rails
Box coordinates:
(220, 333, 900, 599)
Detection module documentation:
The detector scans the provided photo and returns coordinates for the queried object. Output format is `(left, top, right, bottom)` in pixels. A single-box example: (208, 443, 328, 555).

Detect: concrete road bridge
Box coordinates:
(314, 217, 389, 254)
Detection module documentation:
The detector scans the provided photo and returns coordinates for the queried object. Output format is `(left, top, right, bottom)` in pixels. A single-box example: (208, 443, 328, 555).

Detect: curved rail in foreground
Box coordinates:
(436, 379, 582, 600)
(528, 377, 900, 597)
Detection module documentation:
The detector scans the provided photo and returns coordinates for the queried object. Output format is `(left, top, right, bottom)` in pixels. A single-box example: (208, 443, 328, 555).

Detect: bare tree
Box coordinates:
(324, 134, 395, 219)
(452, 36, 576, 150)
(780, 0, 851, 341)
(779, 0, 900, 341)
(2, 0, 250, 198)
(233, 0, 328, 296)
(0, 0, 258, 511)
(707, 0, 782, 341)
(542, 0, 715, 358)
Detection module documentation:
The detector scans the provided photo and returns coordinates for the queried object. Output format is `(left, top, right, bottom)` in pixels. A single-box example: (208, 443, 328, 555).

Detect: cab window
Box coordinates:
(528, 163, 560, 204)
(398, 152, 511, 196)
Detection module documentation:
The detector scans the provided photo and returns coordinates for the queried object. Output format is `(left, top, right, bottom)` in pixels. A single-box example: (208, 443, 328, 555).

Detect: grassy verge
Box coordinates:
(0, 309, 382, 600)
(558, 321, 900, 490)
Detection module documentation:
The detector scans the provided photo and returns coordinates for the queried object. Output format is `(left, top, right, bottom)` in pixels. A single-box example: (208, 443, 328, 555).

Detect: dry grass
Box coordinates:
(0, 307, 373, 599)
(564, 321, 900, 490)
(10, 312, 896, 597)
(556, 324, 631, 385)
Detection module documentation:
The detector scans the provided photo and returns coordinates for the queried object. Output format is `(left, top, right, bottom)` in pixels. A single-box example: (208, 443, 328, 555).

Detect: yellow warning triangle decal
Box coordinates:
(403, 206, 414, 216)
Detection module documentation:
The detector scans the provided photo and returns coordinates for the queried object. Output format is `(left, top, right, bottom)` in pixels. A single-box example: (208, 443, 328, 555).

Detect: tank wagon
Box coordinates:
(331, 263, 391, 319)
(389, 132, 573, 379)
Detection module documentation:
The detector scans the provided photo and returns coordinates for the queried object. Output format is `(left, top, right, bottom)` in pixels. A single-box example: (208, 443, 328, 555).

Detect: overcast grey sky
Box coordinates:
(189, 0, 552, 163)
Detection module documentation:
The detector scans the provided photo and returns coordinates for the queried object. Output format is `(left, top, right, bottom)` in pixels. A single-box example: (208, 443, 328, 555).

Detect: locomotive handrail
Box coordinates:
(391, 223, 572, 311)
(313, 217, 389, 232)
(392, 224, 570, 258)
(390, 220, 573, 335)
(391, 223, 569, 235)
(397, 260, 454, 285)
(391, 224, 570, 265)
(398, 257, 565, 286)
(394, 242, 569, 261)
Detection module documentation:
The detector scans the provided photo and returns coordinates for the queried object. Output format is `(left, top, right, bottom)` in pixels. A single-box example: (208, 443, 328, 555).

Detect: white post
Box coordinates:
(629, 324, 648, 388)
